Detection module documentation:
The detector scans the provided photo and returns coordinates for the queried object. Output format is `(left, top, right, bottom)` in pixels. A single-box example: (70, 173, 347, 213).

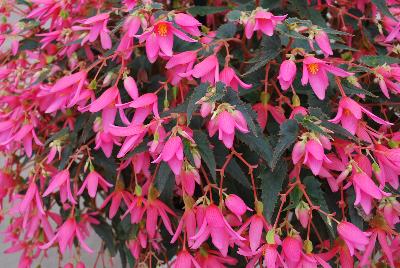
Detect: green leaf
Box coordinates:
(216, 23, 237, 39)
(346, 188, 364, 229)
(19, 39, 39, 51)
(243, 35, 281, 76)
(271, 119, 299, 170)
(341, 80, 377, 98)
(260, 161, 287, 222)
(154, 162, 173, 194)
(303, 176, 336, 238)
(188, 6, 229, 16)
(187, 83, 208, 123)
(236, 132, 273, 164)
(226, 158, 252, 189)
(360, 55, 400, 66)
(44, 128, 69, 146)
(193, 131, 216, 180)
(371, 0, 397, 20)
(92, 218, 117, 256)
(226, 10, 242, 21)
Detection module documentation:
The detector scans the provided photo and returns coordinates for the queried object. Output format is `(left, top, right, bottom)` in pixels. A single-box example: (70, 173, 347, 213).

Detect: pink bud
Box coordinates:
(278, 59, 297, 91)
(295, 201, 310, 228)
(225, 194, 248, 217)
(200, 102, 213, 118)
(315, 30, 333, 57)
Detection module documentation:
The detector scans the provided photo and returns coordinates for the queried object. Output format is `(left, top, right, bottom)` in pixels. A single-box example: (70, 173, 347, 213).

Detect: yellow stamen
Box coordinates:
(307, 63, 319, 75)
(156, 22, 168, 37)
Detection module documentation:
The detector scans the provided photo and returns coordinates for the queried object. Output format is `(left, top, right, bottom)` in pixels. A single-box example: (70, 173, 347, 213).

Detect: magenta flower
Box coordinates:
(245, 9, 286, 39)
(190, 204, 245, 256)
(224, 194, 251, 221)
(220, 66, 252, 91)
(337, 221, 369, 256)
(139, 20, 197, 63)
(173, 249, 201, 268)
(278, 59, 297, 91)
(192, 55, 220, 84)
(100, 186, 133, 219)
(81, 13, 112, 50)
(301, 56, 351, 100)
(19, 181, 45, 216)
(174, 13, 202, 37)
(77, 170, 113, 198)
(40, 217, 93, 254)
(208, 109, 249, 149)
(282, 235, 303, 266)
(166, 50, 198, 85)
(153, 136, 184, 175)
(380, 197, 400, 228)
(43, 169, 76, 204)
(329, 97, 392, 135)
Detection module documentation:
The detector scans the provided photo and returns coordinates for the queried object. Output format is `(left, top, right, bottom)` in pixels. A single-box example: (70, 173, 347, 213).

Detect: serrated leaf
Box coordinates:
(360, 55, 400, 66)
(188, 6, 229, 16)
(271, 119, 299, 170)
(187, 83, 208, 123)
(193, 131, 216, 180)
(260, 161, 287, 222)
(45, 127, 69, 146)
(154, 162, 173, 194)
(346, 188, 364, 229)
(236, 132, 272, 164)
(216, 23, 237, 39)
(92, 218, 117, 256)
(226, 158, 252, 189)
(303, 176, 336, 238)
(226, 10, 242, 21)
(341, 81, 377, 98)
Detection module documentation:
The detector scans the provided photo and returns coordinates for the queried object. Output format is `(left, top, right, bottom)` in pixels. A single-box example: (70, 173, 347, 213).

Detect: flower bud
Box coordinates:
(295, 201, 310, 228)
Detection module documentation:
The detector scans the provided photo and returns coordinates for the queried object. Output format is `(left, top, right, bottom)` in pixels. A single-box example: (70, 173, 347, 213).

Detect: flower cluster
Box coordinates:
(0, 0, 399, 268)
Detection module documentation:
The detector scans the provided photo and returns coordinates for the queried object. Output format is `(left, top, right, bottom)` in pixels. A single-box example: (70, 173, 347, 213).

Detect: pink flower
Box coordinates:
(100, 184, 133, 219)
(224, 194, 251, 220)
(194, 248, 238, 267)
(81, 13, 112, 50)
(301, 56, 351, 100)
(40, 217, 93, 254)
(43, 169, 76, 204)
(380, 197, 400, 228)
(220, 66, 252, 91)
(374, 65, 400, 98)
(282, 235, 303, 266)
(314, 30, 333, 57)
(192, 55, 220, 84)
(19, 181, 45, 216)
(374, 144, 400, 189)
(190, 204, 245, 256)
(278, 59, 297, 91)
(238, 213, 269, 252)
(208, 109, 249, 148)
(139, 20, 197, 63)
(295, 201, 310, 228)
(176, 167, 201, 196)
(173, 249, 201, 268)
(153, 136, 184, 175)
(166, 51, 198, 85)
(245, 10, 286, 39)
(77, 170, 113, 198)
(359, 228, 395, 268)
(329, 97, 392, 135)
(171, 205, 197, 247)
(337, 221, 369, 256)
(174, 13, 202, 36)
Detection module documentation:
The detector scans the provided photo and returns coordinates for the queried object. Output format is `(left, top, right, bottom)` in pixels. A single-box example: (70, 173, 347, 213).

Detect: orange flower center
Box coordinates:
(156, 22, 168, 37)
(344, 109, 351, 116)
(307, 63, 319, 75)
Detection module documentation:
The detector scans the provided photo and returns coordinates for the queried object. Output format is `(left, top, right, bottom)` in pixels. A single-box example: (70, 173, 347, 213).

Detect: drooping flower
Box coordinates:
(153, 136, 184, 175)
(295, 201, 310, 228)
(139, 20, 197, 63)
(282, 234, 303, 266)
(337, 221, 370, 256)
(191, 55, 220, 84)
(301, 56, 351, 100)
(329, 97, 392, 135)
(81, 13, 112, 49)
(173, 249, 201, 268)
(77, 170, 113, 198)
(176, 164, 201, 196)
(311, 30, 333, 57)
(43, 169, 76, 204)
(190, 204, 245, 256)
(244, 9, 287, 39)
(278, 59, 297, 91)
(166, 50, 198, 85)
(220, 66, 252, 91)
(174, 13, 202, 36)
(224, 194, 251, 221)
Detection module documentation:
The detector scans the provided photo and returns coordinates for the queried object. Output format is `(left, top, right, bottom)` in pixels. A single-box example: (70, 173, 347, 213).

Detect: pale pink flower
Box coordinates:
(374, 65, 400, 98)
(40, 217, 93, 253)
(81, 13, 112, 49)
(139, 20, 197, 63)
(173, 249, 201, 268)
(153, 136, 184, 175)
(278, 59, 297, 91)
(301, 56, 351, 100)
(192, 55, 220, 84)
(337, 221, 370, 256)
(77, 171, 113, 198)
(190, 204, 245, 256)
(174, 13, 202, 36)
(43, 169, 76, 204)
(245, 10, 287, 39)
(208, 110, 249, 148)
(220, 66, 252, 91)
(329, 97, 392, 135)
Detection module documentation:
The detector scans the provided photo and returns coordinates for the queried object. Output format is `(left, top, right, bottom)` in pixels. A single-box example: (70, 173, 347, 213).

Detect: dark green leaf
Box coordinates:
(260, 161, 287, 221)
(271, 119, 299, 170)
(92, 219, 117, 256)
(45, 128, 69, 146)
(226, 10, 242, 21)
(226, 158, 252, 189)
(346, 188, 364, 229)
(187, 83, 208, 123)
(360, 55, 400, 66)
(236, 132, 273, 164)
(188, 6, 229, 16)
(371, 0, 397, 20)
(216, 23, 237, 39)
(154, 162, 173, 194)
(193, 131, 216, 180)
